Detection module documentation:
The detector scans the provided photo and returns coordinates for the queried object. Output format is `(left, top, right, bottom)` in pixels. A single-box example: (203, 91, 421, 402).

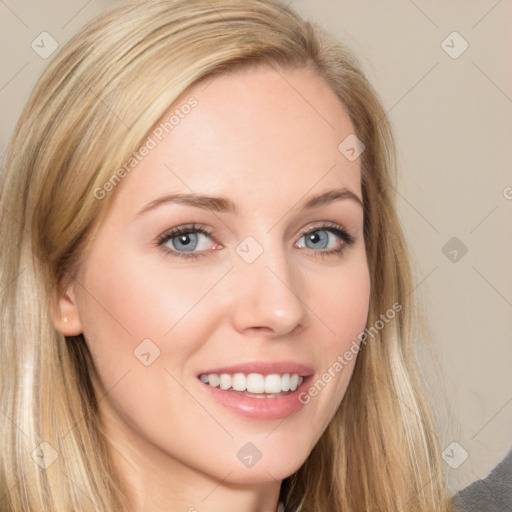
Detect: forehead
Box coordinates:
(106, 63, 361, 219)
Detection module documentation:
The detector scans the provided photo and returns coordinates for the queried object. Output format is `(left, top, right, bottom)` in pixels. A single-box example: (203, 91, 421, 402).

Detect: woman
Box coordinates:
(0, 0, 452, 510)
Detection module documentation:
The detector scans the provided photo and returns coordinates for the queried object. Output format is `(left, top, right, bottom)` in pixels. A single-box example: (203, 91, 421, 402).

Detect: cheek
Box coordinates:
(74, 244, 231, 404)
(303, 255, 370, 409)
(77, 245, 219, 346)
(314, 255, 371, 352)
(74, 249, 213, 431)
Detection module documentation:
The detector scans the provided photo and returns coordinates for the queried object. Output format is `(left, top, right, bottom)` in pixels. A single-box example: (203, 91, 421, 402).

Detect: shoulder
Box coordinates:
(451, 448, 512, 512)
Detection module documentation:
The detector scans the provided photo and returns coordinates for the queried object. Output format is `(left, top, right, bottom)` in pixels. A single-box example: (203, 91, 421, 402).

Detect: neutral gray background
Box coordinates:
(1, 0, 511, 496)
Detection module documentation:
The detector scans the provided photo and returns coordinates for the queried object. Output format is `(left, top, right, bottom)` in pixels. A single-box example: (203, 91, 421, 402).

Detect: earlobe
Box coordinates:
(50, 282, 83, 336)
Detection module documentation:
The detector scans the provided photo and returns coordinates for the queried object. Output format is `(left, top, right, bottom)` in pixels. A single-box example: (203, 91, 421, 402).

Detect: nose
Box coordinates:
(229, 244, 309, 338)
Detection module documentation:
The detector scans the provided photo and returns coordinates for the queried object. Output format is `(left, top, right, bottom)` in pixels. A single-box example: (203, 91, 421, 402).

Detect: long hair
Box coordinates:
(0, 1, 451, 510)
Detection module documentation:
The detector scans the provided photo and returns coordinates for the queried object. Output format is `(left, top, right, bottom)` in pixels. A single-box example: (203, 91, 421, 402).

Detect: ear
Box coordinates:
(50, 281, 83, 336)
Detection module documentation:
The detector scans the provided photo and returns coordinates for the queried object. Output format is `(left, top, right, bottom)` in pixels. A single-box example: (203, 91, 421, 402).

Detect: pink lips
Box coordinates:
(197, 361, 314, 377)
(197, 361, 314, 420)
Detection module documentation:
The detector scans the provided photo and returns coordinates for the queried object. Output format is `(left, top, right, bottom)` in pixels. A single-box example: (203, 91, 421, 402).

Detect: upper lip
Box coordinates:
(198, 361, 314, 377)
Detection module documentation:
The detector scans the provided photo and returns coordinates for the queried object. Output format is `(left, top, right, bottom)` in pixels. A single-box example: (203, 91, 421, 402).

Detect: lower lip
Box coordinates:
(198, 376, 312, 420)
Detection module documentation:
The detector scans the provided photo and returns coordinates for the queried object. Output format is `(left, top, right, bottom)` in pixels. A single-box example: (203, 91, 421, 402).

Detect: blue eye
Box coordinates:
(299, 229, 338, 250)
(156, 222, 355, 260)
(296, 224, 355, 259)
(156, 224, 213, 260)
(167, 231, 203, 252)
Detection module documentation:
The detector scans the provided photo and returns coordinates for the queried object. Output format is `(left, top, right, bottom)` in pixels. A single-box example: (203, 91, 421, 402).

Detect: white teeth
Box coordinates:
(219, 373, 231, 390)
(199, 372, 305, 393)
(290, 373, 300, 392)
(231, 373, 246, 391)
(207, 374, 220, 387)
(264, 374, 282, 393)
(247, 373, 265, 393)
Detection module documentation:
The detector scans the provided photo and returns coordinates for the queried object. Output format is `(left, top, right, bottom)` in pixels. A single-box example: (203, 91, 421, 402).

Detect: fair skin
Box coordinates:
(53, 64, 370, 512)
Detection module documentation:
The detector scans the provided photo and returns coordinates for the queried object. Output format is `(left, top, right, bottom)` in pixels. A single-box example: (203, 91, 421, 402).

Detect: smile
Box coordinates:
(199, 372, 304, 395)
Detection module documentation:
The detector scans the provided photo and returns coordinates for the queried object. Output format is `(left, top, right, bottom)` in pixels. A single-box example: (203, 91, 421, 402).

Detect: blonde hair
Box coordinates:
(0, 0, 452, 510)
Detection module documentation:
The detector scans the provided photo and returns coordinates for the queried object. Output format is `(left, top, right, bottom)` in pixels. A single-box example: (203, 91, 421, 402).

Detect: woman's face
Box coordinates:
(59, 64, 370, 492)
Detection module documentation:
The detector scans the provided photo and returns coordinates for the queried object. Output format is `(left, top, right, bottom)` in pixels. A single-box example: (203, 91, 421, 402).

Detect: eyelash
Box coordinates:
(155, 222, 355, 261)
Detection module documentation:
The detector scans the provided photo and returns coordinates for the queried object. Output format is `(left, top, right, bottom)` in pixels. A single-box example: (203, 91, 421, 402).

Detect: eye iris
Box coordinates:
(172, 233, 198, 251)
(306, 230, 328, 249)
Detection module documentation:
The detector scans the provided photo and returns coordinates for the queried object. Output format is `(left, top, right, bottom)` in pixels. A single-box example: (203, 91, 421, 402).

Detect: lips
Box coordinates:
(197, 361, 314, 378)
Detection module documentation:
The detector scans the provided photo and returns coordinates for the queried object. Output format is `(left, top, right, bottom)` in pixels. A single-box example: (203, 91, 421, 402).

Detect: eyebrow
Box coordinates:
(135, 187, 363, 217)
